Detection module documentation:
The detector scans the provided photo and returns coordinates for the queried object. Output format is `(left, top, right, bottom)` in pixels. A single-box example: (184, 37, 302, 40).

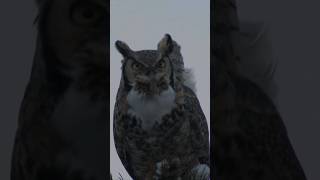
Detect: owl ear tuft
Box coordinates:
(158, 34, 173, 55)
(115, 40, 133, 59)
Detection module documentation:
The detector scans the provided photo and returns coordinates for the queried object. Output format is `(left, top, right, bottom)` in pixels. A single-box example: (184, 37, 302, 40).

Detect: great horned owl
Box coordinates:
(113, 34, 210, 180)
(11, 0, 107, 179)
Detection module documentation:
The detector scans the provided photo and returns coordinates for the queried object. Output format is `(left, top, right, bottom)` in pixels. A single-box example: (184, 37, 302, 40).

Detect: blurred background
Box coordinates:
(238, 1, 320, 180)
(0, 1, 37, 179)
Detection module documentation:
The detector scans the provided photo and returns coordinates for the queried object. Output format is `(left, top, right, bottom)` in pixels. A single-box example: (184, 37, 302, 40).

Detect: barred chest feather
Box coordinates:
(126, 86, 177, 130)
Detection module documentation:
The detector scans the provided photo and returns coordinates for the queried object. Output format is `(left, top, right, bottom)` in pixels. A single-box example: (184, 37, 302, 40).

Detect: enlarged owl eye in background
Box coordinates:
(70, 2, 105, 26)
(156, 59, 166, 69)
(132, 61, 143, 71)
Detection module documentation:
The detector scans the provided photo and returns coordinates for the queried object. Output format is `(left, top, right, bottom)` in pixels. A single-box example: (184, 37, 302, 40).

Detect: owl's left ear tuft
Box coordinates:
(115, 40, 133, 59)
(158, 34, 173, 55)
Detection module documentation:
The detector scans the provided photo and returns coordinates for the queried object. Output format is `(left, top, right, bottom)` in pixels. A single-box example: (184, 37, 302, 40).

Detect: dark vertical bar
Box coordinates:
(210, 2, 215, 180)
(213, 0, 307, 179)
(107, 0, 111, 179)
(10, 0, 109, 179)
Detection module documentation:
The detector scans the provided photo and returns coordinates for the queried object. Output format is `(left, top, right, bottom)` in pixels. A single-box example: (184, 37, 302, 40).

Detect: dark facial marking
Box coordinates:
(70, 0, 106, 27)
(156, 59, 166, 69)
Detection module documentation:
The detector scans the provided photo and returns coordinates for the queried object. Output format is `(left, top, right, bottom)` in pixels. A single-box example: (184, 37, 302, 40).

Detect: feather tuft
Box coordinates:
(183, 68, 197, 93)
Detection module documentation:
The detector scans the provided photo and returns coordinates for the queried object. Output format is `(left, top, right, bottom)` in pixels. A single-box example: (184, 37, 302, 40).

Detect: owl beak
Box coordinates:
(145, 73, 157, 93)
(149, 84, 157, 95)
(136, 72, 162, 95)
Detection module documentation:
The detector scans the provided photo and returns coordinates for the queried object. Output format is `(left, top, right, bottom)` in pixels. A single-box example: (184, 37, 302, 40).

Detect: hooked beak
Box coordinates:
(135, 73, 161, 95)
(149, 76, 158, 94)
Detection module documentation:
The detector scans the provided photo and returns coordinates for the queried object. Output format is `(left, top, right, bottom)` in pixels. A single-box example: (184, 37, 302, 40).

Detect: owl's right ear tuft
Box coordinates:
(158, 34, 174, 55)
(115, 41, 133, 59)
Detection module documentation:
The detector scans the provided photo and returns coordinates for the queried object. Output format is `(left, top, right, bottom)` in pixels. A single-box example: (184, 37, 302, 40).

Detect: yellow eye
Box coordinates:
(132, 62, 142, 70)
(157, 59, 166, 68)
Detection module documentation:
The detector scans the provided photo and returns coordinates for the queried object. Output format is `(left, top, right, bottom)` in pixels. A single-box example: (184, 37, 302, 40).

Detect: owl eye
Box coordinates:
(132, 62, 143, 71)
(157, 59, 166, 68)
(70, 2, 105, 26)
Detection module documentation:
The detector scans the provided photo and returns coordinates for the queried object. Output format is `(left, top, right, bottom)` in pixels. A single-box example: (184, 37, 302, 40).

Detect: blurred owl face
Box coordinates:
(124, 51, 172, 95)
(43, 0, 107, 69)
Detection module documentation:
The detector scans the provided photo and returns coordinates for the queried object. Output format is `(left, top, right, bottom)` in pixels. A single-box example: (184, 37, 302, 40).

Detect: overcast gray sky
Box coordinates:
(110, 0, 210, 178)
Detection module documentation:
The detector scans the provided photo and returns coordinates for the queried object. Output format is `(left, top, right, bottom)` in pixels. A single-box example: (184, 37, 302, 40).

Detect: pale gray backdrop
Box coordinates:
(0, 0, 319, 180)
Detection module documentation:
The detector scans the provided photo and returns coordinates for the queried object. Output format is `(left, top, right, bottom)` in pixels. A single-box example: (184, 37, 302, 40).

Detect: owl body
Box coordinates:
(113, 35, 210, 180)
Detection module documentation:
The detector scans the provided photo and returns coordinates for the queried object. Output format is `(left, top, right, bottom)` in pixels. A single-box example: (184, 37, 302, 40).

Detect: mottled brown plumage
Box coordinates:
(113, 34, 210, 180)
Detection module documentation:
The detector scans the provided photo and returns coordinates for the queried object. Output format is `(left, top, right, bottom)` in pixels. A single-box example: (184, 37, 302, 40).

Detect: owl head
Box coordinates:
(115, 34, 183, 96)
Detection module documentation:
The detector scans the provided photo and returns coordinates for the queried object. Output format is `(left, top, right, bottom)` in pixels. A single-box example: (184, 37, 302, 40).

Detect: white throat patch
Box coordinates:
(127, 86, 177, 130)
